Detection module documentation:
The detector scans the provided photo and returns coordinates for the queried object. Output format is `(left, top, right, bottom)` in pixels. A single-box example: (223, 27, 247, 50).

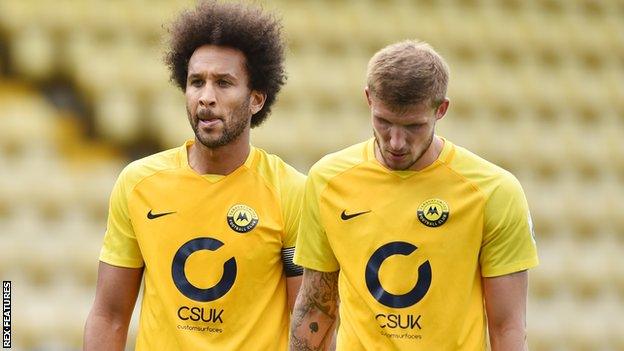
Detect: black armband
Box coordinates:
(281, 247, 303, 277)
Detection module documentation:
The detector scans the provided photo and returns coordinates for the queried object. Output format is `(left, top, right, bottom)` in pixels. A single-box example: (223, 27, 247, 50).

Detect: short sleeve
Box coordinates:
(480, 174, 539, 277)
(294, 166, 340, 272)
(279, 164, 306, 248)
(99, 167, 144, 268)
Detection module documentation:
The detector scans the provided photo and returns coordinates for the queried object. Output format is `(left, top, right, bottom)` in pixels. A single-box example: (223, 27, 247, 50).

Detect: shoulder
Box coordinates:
(444, 142, 524, 199)
(308, 140, 369, 185)
(117, 146, 182, 192)
(250, 146, 306, 192)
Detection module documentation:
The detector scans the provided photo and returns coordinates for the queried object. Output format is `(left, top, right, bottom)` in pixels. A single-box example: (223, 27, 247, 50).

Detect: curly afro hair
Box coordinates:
(164, 1, 286, 128)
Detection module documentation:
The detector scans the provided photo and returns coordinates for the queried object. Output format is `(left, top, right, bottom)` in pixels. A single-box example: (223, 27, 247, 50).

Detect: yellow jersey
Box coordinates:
(100, 140, 305, 350)
(294, 137, 538, 350)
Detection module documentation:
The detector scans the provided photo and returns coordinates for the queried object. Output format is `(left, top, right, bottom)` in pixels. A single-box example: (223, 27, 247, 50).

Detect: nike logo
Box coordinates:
(147, 210, 176, 220)
(341, 210, 371, 221)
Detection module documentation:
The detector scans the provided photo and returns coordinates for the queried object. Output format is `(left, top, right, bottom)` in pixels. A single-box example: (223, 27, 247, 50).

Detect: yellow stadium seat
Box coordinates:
(569, 238, 616, 300)
(9, 25, 55, 80)
(0, 1, 34, 34)
(147, 87, 192, 148)
(94, 88, 141, 144)
(527, 299, 566, 350)
(608, 304, 624, 350)
(72, 162, 120, 214)
(529, 236, 573, 299)
(14, 283, 93, 350)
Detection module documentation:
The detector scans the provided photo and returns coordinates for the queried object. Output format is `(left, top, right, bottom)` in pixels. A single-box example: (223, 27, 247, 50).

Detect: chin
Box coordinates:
(394, 164, 412, 171)
(198, 127, 222, 138)
(195, 133, 222, 147)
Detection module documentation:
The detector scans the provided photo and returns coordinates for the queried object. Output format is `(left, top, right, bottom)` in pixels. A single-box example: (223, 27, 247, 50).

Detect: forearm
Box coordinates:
(489, 325, 527, 351)
(84, 263, 142, 351)
(484, 270, 530, 351)
(287, 275, 303, 312)
(290, 302, 337, 351)
(289, 269, 339, 351)
(83, 311, 130, 351)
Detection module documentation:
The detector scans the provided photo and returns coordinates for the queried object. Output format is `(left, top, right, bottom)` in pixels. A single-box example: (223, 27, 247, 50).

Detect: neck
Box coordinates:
(410, 135, 444, 171)
(187, 133, 251, 175)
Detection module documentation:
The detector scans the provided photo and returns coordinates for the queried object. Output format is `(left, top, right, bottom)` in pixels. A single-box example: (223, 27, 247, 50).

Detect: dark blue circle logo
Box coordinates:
(172, 237, 237, 302)
(365, 241, 431, 308)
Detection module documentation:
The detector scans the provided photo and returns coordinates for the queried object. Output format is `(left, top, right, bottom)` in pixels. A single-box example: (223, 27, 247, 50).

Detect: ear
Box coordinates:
(435, 98, 450, 120)
(364, 86, 373, 108)
(249, 90, 266, 115)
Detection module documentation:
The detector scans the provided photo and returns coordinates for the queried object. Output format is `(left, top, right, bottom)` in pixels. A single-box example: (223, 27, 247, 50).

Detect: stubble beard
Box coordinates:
(373, 129, 434, 171)
(188, 99, 251, 149)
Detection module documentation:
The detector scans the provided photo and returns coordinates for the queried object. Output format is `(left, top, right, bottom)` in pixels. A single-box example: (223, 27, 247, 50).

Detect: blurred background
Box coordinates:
(0, 0, 622, 350)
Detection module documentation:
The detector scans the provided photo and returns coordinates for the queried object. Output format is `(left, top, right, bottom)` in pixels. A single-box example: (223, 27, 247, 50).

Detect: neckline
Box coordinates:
(365, 136, 454, 178)
(179, 139, 257, 182)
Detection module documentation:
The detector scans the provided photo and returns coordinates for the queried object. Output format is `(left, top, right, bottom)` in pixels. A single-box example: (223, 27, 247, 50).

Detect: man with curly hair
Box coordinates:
(84, 2, 303, 350)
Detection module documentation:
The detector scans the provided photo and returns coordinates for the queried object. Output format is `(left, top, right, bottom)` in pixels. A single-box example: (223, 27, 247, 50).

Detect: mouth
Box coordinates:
(197, 116, 223, 128)
(386, 151, 408, 162)
(388, 150, 407, 157)
(196, 110, 223, 128)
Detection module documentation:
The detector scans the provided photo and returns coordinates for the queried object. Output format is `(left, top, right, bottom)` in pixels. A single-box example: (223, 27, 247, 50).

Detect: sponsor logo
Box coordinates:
(417, 199, 449, 227)
(177, 306, 224, 323)
(365, 241, 431, 308)
(177, 324, 223, 333)
(172, 237, 237, 302)
(340, 210, 371, 221)
(147, 210, 176, 220)
(376, 314, 422, 330)
(226, 204, 258, 233)
(380, 330, 422, 340)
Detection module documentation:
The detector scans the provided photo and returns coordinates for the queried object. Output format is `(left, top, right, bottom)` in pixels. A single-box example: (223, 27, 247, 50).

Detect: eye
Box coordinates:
(190, 79, 204, 88)
(375, 117, 390, 127)
(217, 79, 232, 88)
(407, 123, 424, 130)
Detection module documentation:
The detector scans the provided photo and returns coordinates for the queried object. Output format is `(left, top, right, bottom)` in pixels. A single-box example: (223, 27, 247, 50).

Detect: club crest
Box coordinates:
(417, 199, 449, 227)
(227, 204, 259, 233)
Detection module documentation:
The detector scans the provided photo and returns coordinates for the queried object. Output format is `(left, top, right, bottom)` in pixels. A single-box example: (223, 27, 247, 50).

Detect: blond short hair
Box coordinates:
(367, 40, 450, 110)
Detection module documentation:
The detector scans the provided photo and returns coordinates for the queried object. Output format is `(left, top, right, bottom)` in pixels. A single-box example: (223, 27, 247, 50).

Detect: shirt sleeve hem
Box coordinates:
(481, 257, 539, 278)
(294, 256, 339, 273)
(99, 254, 144, 269)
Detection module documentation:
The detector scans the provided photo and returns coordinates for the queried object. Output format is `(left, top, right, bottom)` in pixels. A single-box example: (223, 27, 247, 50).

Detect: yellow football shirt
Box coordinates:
(100, 140, 305, 350)
(295, 137, 538, 350)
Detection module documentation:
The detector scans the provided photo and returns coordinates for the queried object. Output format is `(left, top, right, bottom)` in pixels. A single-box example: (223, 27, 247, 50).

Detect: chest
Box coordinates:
(320, 172, 485, 267)
(127, 171, 284, 269)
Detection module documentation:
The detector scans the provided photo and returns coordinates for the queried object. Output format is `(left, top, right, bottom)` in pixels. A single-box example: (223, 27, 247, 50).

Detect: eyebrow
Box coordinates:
(374, 114, 427, 126)
(373, 114, 388, 121)
(187, 72, 238, 81)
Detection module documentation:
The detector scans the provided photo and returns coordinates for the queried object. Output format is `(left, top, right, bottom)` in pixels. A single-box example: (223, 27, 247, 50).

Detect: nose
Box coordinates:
(198, 85, 217, 108)
(388, 126, 406, 151)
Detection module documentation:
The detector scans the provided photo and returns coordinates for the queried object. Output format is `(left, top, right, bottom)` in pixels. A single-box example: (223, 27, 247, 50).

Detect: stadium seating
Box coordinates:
(0, 0, 622, 350)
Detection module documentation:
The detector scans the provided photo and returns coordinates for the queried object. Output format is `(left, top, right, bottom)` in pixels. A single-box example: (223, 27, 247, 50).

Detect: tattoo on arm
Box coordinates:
(290, 269, 339, 351)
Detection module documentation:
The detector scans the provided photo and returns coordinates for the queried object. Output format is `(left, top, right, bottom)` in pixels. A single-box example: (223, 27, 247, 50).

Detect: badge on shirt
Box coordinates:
(417, 199, 449, 227)
(227, 204, 259, 233)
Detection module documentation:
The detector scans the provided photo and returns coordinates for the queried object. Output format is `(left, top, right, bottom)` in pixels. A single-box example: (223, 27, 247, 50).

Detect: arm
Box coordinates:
(290, 268, 339, 351)
(84, 262, 143, 351)
(483, 270, 529, 351)
(287, 275, 303, 311)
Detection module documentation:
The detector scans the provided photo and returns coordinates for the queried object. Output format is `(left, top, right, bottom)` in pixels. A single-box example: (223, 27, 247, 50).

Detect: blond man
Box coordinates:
(290, 40, 538, 351)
